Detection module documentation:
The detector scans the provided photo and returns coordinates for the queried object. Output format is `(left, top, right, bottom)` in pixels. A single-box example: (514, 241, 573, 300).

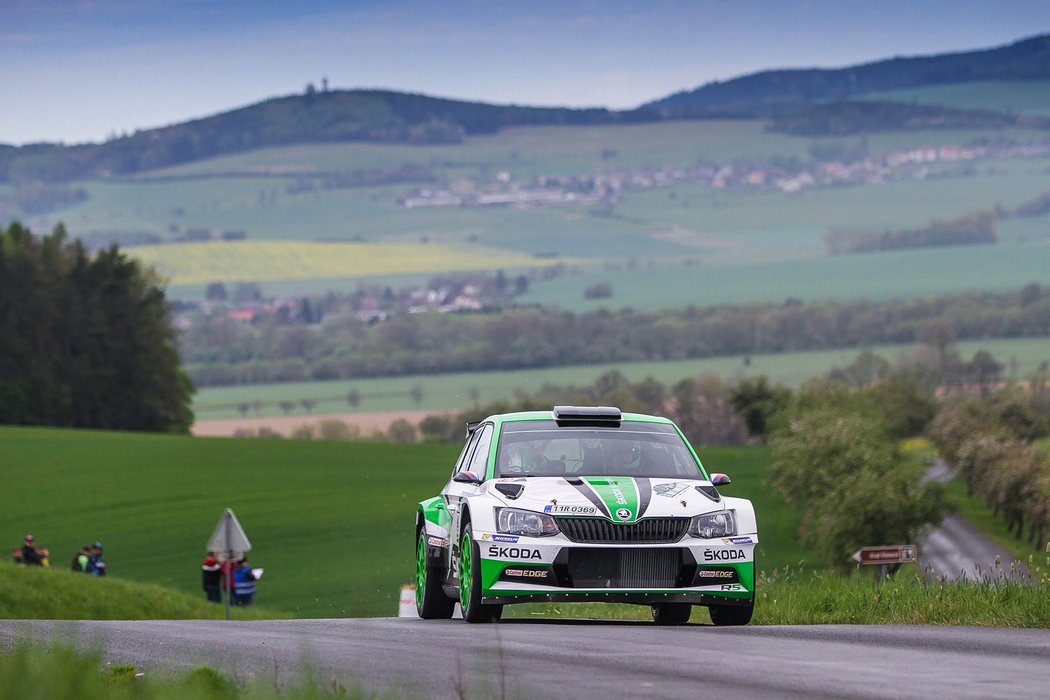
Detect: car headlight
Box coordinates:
(688, 510, 736, 539)
(495, 508, 560, 537)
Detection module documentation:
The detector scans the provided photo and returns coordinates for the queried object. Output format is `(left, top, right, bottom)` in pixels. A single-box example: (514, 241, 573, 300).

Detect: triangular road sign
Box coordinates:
(207, 508, 252, 559)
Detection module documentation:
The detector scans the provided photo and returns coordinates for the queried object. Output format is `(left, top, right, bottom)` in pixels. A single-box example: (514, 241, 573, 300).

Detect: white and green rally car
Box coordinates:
(414, 406, 757, 625)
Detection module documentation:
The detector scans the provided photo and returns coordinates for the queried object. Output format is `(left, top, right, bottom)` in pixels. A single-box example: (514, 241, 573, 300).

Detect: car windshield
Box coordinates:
(496, 420, 703, 479)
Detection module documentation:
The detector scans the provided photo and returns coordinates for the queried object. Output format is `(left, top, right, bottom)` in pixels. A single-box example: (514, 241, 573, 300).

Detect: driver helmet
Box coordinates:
(609, 440, 642, 469)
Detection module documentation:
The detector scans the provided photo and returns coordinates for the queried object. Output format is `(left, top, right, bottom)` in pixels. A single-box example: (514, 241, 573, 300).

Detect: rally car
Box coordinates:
(414, 406, 757, 625)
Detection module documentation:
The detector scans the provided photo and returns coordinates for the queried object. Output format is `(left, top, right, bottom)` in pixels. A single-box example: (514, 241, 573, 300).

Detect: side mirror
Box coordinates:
(710, 473, 732, 486)
(453, 470, 482, 485)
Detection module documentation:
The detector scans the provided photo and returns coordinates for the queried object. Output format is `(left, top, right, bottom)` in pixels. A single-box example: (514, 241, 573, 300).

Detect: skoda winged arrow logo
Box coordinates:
(616, 507, 631, 520)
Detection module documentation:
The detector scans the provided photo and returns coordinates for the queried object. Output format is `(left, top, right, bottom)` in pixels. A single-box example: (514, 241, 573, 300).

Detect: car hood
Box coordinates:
(483, 475, 723, 524)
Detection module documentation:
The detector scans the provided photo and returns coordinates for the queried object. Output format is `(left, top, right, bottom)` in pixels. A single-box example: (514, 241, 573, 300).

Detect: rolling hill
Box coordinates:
(645, 33, 1050, 116)
(0, 91, 650, 184)
(2, 34, 1049, 184)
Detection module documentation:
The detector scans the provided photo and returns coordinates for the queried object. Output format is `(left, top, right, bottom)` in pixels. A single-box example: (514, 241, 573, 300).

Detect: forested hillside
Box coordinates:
(0, 90, 648, 183)
(646, 33, 1050, 116)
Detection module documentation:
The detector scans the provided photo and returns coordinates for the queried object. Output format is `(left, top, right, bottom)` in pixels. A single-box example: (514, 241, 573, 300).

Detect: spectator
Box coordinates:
(220, 557, 235, 599)
(19, 535, 42, 566)
(71, 546, 90, 572)
(85, 542, 106, 576)
(201, 551, 222, 603)
(232, 558, 257, 606)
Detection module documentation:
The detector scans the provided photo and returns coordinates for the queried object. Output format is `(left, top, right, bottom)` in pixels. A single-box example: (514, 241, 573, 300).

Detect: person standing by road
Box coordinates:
(72, 546, 91, 572)
(232, 558, 257, 606)
(201, 551, 222, 603)
(18, 535, 42, 566)
(85, 542, 106, 576)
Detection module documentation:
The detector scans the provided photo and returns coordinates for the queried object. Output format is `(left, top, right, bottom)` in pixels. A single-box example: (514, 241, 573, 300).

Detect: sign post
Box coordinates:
(850, 545, 917, 583)
(206, 509, 252, 621)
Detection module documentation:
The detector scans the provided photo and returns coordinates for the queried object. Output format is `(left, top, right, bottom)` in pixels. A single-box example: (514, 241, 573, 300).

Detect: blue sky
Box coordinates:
(1, 0, 1048, 145)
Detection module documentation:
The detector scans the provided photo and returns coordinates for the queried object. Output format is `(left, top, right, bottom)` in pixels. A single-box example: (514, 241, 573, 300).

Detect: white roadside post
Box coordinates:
(399, 586, 417, 617)
(207, 509, 252, 621)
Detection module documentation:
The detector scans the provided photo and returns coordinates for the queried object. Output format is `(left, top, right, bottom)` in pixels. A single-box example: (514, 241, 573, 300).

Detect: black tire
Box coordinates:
(651, 603, 692, 625)
(416, 528, 455, 619)
(708, 600, 754, 626)
(458, 523, 503, 623)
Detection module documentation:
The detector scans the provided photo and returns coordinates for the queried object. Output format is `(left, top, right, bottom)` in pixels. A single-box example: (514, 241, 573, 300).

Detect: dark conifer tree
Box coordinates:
(0, 222, 194, 432)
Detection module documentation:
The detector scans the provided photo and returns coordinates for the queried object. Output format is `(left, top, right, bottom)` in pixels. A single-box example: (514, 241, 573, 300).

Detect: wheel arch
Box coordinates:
(415, 509, 425, 551)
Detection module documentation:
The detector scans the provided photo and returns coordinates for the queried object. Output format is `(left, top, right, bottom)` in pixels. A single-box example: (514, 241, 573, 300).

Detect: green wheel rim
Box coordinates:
(459, 531, 473, 611)
(415, 532, 426, 609)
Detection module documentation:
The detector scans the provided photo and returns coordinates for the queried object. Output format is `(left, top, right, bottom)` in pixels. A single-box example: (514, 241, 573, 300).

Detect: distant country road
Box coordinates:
(2, 619, 1049, 699)
(919, 459, 1030, 582)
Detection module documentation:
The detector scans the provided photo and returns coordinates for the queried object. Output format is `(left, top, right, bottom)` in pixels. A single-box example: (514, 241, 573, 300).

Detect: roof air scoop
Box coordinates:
(553, 405, 622, 427)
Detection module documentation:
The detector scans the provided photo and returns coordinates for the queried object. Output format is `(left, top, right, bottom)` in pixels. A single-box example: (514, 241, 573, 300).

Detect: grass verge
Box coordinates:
(0, 642, 376, 700)
(0, 562, 280, 620)
(510, 561, 1050, 627)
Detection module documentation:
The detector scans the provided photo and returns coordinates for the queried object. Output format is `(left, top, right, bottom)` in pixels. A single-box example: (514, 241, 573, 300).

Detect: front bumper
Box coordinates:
(477, 533, 756, 606)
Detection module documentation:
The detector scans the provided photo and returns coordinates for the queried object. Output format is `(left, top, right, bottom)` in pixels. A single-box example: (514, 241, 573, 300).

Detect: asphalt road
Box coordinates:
(2, 618, 1048, 699)
(918, 459, 1031, 582)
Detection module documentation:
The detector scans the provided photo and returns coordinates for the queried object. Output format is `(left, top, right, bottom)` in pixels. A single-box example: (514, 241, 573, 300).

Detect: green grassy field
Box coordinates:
(517, 242, 1050, 312)
(191, 336, 1050, 420)
(143, 120, 1050, 181)
(18, 117, 1050, 306)
(0, 427, 811, 619)
(0, 426, 460, 618)
(862, 80, 1050, 117)
(143, 121, 815, 179)
(616, 155, 1050, 253)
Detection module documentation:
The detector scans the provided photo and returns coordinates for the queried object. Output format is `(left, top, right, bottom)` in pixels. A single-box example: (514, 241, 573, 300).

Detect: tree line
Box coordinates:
(928, 383, 1050, 551)
(408, 351, 956, 571)
(825, 212, 997, 256)
(181, 283, 1050, 387)
(766, 382, 947, 572)
(0, 222, 193, 432)
(253, 340, 1050, 568)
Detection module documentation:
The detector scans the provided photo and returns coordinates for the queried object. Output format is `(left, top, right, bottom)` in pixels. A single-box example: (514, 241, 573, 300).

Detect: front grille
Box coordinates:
(564, 547, 687, 588)
(557, 517, 689, 544)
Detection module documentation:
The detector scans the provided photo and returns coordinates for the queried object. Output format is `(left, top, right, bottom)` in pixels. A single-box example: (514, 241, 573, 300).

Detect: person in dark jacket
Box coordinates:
(85, 542, 106, 576)
(19, 535, 42, 566)
(201, 551, 222, 602)
(232, 558, 257, 606)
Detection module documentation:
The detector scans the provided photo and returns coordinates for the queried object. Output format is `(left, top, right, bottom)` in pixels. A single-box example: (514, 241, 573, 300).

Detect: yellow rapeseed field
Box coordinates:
(128, 240, 569, 285)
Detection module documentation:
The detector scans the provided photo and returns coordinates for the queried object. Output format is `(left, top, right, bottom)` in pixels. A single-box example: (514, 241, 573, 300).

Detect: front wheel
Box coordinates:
(459, 524, 503, 623)
(708, 600, 754, 626)
(651, 603, 692, 625)
(416, 529, 455, 619)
